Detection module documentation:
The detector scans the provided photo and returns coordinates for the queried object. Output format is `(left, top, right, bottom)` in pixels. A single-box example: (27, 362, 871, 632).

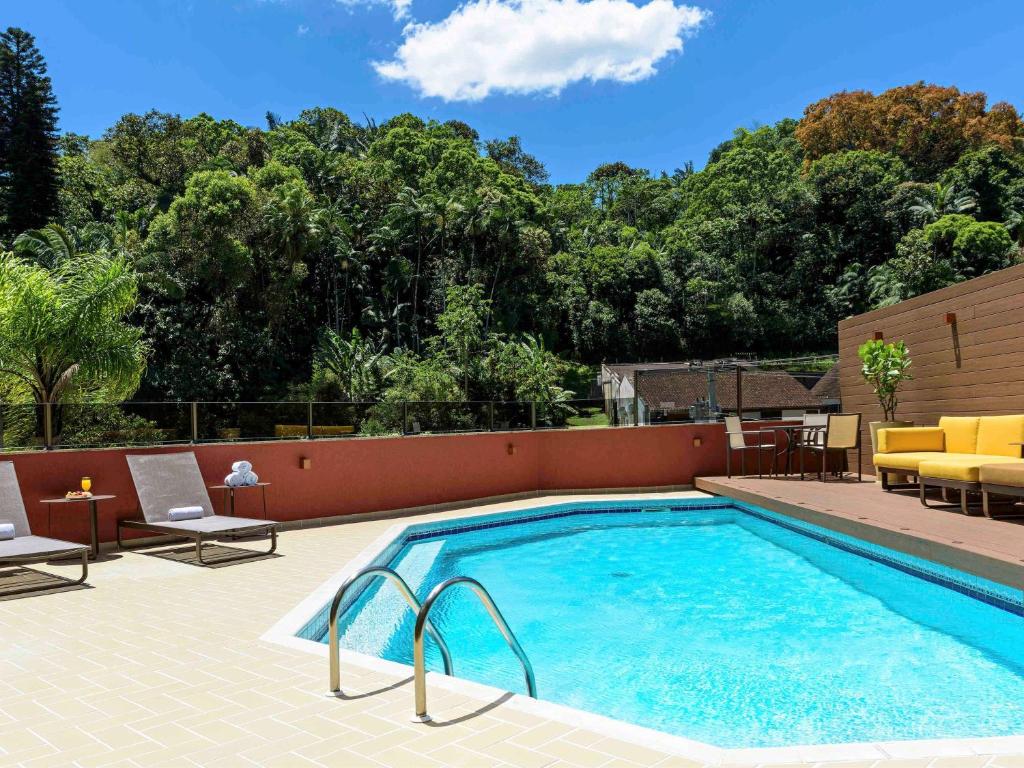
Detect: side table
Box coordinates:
(39, 494, 117, 560)
(208, 483, 270, 518)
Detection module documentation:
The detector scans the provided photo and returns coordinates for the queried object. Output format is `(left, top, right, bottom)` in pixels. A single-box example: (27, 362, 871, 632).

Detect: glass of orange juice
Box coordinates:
(81, 476, 92, 493)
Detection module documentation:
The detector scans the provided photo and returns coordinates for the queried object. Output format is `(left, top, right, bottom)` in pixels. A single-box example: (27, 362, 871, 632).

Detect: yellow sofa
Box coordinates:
(874, 415, 1024, 513)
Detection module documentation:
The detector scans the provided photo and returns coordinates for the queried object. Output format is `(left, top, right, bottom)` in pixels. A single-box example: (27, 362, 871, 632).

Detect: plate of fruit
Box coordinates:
(65, 490, 93, 499)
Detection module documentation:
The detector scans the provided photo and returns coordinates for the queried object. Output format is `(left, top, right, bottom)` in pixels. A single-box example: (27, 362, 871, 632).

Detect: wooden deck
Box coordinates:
(695, 474, 1024, 591)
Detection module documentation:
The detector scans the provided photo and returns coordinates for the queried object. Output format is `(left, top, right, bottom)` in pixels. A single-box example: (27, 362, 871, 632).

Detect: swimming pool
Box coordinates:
(298, 499, 1024, 749)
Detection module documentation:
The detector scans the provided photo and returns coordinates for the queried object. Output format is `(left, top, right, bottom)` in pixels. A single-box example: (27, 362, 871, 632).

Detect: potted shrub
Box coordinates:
(858, 339, 914, 473)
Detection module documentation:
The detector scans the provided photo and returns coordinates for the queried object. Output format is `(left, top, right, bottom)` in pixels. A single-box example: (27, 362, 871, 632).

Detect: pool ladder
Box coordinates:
(327, 566, 537, 721)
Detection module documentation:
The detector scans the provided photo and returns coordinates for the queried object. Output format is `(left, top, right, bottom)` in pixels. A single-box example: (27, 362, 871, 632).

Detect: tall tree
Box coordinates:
(0, 28, 60, 238)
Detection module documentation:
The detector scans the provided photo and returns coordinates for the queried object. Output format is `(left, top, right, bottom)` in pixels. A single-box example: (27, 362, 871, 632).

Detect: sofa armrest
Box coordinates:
(878, 427, 944, 453)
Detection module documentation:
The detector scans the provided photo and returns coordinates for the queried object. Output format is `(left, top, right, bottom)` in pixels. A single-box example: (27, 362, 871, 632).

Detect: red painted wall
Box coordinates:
(3, 421, 785, 547)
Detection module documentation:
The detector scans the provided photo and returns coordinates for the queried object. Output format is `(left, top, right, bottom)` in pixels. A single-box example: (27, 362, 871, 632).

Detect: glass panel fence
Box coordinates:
(0, 395, 680, 451)
(56, 402, 192, 448)
(405, 401, 490, 435)
(196, 402, 311, 442)
(493, 401, 532, 431)
(312, 401, 376, 437)
(0, 403, 43, 451)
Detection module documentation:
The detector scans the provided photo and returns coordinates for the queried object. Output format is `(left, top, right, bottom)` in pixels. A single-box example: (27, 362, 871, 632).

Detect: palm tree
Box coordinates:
(392, 186, 431, 347)
(13, 223, 76, 267)
(0, 250, 148, 444)
(263, 180, 321, 265)
(314, 327, 386, 401)
(909, 182, 977, 224)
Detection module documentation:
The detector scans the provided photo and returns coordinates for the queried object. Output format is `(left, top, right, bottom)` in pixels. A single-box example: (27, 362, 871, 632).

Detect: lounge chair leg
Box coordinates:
(983, 490, 992, 518)
(196, 527, 277, 566)
(75, 549, 89, 586)
(960, 490, 970, 516)
(919, 479, 927, 506)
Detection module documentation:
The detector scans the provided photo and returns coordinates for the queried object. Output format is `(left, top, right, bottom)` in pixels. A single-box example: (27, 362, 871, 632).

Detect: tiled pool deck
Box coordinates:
(2, 491, 1024, 768)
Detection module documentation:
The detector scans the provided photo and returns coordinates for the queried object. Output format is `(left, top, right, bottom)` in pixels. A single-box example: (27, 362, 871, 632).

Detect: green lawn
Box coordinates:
(566, 406, 611, 428)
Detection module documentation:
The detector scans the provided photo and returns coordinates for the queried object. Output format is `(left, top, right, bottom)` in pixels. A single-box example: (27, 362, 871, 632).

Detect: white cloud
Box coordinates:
(297, 23, 310, 34)
(336, 0, 412, 21)
(373, 0, 707, 100)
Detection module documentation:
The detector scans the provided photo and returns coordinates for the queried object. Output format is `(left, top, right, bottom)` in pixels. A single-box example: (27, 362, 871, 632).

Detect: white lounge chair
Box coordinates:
(119, 452, 277, 566)
(0, 461, 89, 596)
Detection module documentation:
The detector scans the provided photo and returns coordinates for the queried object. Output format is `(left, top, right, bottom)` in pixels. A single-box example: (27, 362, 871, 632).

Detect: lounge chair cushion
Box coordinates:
(139, 515, 273, 534)
(976, 415, 1024, 458)
(0, 535, 87, 559)
(168, 506, 203, 521)
(979, 463, 1024, 486)
(938, 417, 981, 454)
(919, 456, 1024, 483)
(873, 451, 950, 472)
(0, 522, 14, 541)
(877, 427, 944, 453)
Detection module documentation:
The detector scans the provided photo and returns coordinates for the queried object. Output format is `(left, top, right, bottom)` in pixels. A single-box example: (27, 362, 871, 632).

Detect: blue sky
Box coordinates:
(11, 0, 1024, 182)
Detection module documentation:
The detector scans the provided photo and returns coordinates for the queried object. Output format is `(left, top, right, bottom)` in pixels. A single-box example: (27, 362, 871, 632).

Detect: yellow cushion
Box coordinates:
(937, 416, 980, 454)
(873, 451, 945, 472)
(976, 415, 1024, 458)
(979, 463, 1024, 486)
(877, 427, 943, 453)
(919, 456, 1024, 482)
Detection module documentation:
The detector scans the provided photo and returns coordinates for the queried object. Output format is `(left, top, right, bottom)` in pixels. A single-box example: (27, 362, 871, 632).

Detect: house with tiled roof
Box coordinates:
(601, 361, 828, 423)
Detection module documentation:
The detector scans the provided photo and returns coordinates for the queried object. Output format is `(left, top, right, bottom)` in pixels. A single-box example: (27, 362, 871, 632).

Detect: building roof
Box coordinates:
(810, 364, 841, 403)
(605, 364, 823, 411)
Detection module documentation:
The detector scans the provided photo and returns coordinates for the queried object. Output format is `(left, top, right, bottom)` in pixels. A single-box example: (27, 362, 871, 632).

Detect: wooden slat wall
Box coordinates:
(838, 262, 1024, 471)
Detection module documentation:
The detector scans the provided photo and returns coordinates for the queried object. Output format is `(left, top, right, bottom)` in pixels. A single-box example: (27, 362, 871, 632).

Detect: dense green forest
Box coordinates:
(1, 27, 1023, 410)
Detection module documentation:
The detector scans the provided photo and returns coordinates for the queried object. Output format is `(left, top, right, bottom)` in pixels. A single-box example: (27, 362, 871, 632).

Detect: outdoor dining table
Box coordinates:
(771, 424, 826, 476)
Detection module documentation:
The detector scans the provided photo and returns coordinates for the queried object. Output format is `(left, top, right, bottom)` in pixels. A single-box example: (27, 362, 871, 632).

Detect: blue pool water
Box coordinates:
(304, 500, 1024, 748)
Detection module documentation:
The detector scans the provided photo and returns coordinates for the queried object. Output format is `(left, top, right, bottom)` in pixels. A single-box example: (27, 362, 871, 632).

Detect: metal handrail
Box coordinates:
(412, 576, 536, 721)
(328, 566, 454, 693)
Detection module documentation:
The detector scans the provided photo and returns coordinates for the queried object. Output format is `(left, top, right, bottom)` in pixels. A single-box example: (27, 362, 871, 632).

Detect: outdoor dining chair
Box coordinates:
(724, 415, 778, 478)
(799, 413, 862, 482)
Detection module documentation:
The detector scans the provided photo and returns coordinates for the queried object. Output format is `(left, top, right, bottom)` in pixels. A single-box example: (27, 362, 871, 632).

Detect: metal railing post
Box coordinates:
(190, 402, 199, 443)
(43, 401, 54, 449)
(736, 366, 743, 420)
(633, 370, 641, 427)
(488, 401, 495, 432)
(530, 401, 536, 430)
(307, 401, 314, 440)
(402, 401, 408, 435)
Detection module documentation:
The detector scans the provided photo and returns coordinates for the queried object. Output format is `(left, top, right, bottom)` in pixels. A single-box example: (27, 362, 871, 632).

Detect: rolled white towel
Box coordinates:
(168, 506, 204, 522)
(242, 470, 259, 486)
(0, 522, 15, 541)
(224, 471, 246, 487)
(231, 460, 252, 474)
